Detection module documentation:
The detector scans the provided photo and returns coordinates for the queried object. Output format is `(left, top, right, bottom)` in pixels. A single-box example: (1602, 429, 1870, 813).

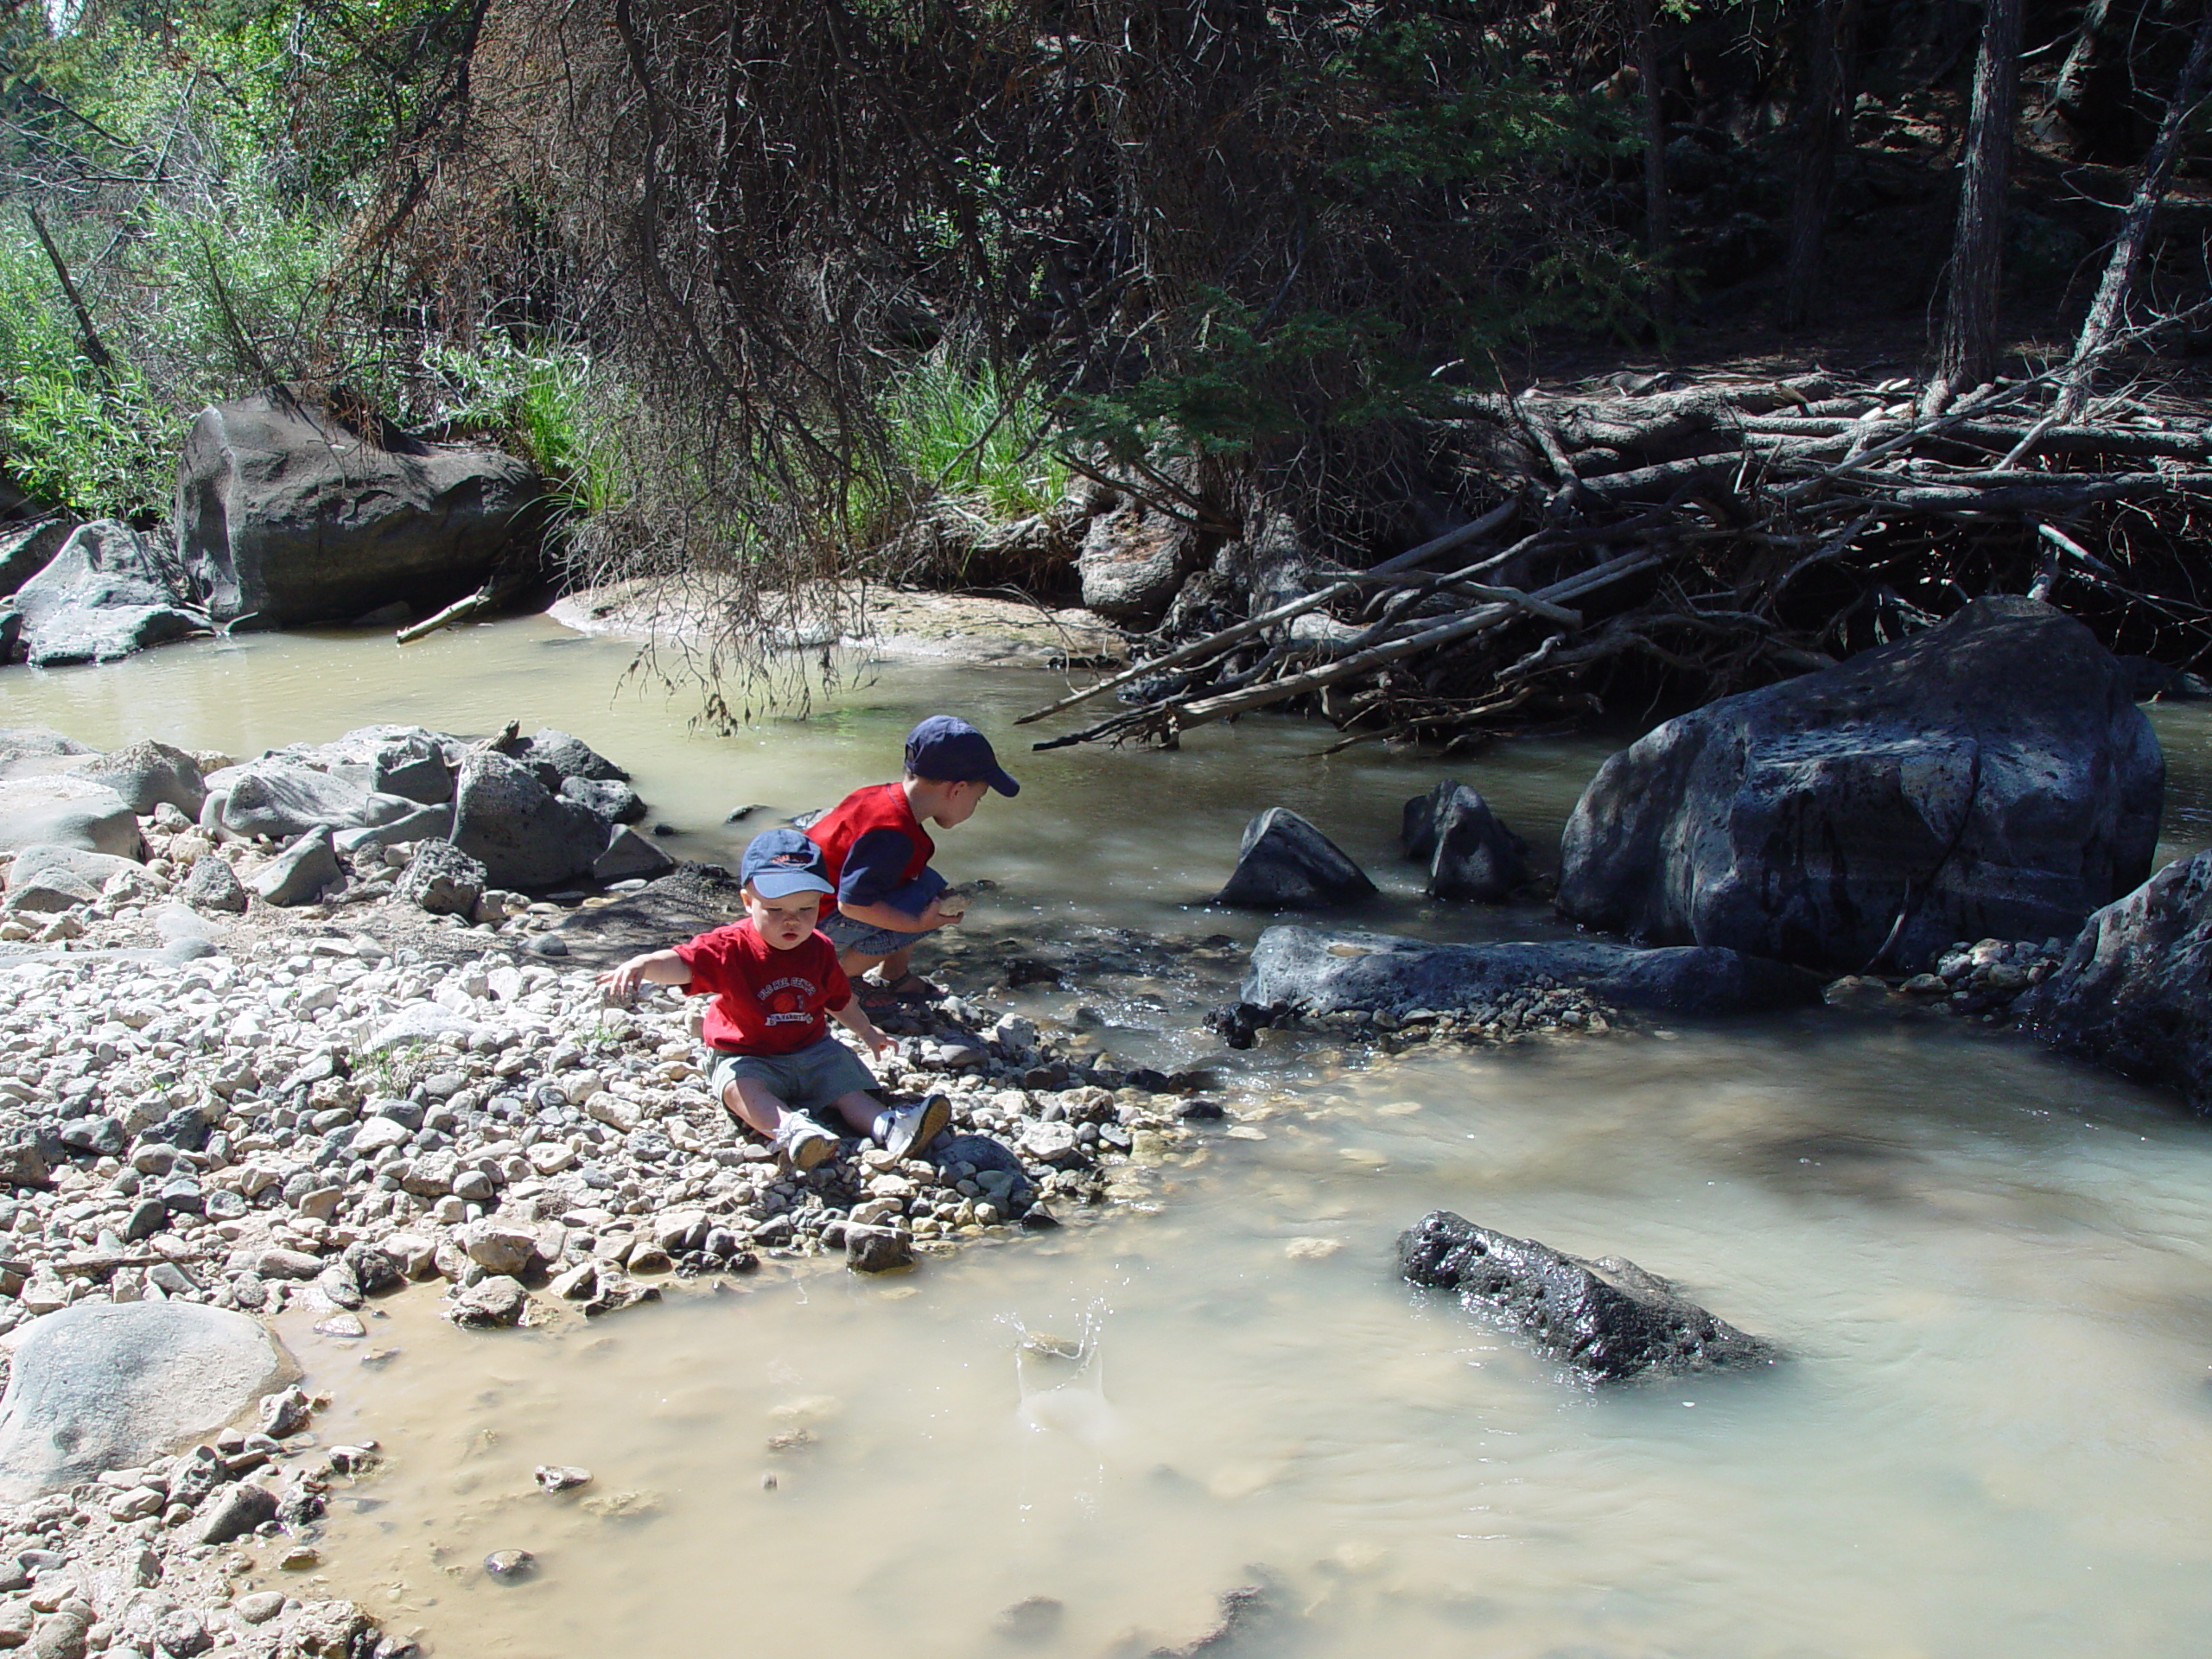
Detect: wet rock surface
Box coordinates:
(1400, 781, 1529, 901)
(1215, 809, 1376, 910)
(2018, 852, 2212, 1111)
(1400, 1210, 1780, 1380)
(1242, 925, 1823, 1033)
(1558, 596, 2163, 973)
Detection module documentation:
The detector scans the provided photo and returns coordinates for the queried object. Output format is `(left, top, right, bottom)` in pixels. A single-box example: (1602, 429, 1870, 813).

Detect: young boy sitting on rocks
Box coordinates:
(806, 715, 1020, 1008)
(596, 829, 950, 1171)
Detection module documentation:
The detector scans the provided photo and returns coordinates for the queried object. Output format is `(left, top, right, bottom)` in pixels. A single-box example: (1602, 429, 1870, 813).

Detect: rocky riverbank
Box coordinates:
(0, 714, 1252, 1659)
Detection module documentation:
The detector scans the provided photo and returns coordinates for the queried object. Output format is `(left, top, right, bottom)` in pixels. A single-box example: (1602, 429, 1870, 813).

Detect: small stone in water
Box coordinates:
(484, 1549, 537, 1581)
(279, 1546, 320, 1571)
(534, 1465, 592, 1495)
(315, 1313, 367, 1339)
(759, 1472, 778, 1491)
(995, 1596, 1065, 1641)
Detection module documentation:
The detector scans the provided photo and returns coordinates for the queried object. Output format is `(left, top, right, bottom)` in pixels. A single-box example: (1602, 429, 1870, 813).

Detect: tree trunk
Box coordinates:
(1631, 0, 1673, 327)
(2057, 7, 2212, 420)
(1927, 0, 2024, 413)
(1783, 0, 1863, 332)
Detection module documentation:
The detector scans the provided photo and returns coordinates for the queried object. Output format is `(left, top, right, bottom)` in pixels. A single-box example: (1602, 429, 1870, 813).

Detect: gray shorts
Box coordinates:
(820, 912, 918, 959)
(706, 1036, 880, 1115)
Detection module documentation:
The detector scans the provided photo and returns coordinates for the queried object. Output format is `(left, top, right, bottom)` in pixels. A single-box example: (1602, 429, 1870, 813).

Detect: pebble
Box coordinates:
(483, 1549, 536, 1581)
(533, 1465, 592, 1494)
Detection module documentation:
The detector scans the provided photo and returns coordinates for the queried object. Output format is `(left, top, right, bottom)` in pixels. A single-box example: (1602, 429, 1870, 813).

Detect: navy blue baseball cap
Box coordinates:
(905, 715, 1020, 796)
(740, 828, 835, 897)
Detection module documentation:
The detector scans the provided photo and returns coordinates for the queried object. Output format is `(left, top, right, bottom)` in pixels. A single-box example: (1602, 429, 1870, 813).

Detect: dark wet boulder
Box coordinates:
(1401, 780, 1529, 901)
(80, 739, 207, 818)
(592, 826, 676, 883)
(1217, 808, 1377, 909)
(0, 521, 207, 666)
(1244, 925, 1823, 1018)
(1399, 1210, 1779, 1381)
(562, 776, 645, 825)
(518, 728, 627, 786)
(2018, 853, 2212, 1112)
(1558, 597, 2162, 974)
(175, 386, 543, 627)
(451, 749, 609, 890)
(0, 517, 74, 598)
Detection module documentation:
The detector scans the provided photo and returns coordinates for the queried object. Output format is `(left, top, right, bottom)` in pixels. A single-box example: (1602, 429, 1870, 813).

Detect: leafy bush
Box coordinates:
(878, 355, 1067, 521)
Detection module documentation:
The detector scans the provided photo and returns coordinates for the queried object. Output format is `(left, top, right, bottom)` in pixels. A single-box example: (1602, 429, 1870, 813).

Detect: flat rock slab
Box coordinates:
(1400, 1210, 1779, 1381)
(1244, 925, 1824, 1018)
(0, 1301, 292, 1500)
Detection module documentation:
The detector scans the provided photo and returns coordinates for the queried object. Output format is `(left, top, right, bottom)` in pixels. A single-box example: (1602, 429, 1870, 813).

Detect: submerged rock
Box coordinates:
(0, 1300, 292, 1500)
(2018, 853, 2212, 1112)
(1399, 1210, 1778, 1380)
(1558, 596, 2162, 973)
(1217, 808, 1376, 909)
(1400, 780, 1529, 901)
(1244, 925, 1822, 1019)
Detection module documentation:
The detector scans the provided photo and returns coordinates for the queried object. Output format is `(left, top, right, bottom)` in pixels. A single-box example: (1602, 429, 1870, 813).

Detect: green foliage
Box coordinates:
(428, 336, 632, 524)
(877, 354, 1067, 519)
(0, 0, 479, 518)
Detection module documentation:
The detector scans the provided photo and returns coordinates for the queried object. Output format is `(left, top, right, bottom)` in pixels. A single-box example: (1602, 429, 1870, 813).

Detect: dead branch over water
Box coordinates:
(1022, 362, 2212, 753)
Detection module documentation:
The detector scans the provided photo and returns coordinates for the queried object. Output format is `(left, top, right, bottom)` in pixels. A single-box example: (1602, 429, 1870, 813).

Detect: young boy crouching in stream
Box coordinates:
(595, 829, 952, 1171)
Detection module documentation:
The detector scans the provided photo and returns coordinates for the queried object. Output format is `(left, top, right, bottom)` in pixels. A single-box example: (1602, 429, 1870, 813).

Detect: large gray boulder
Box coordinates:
(0, 521, 207, 666)
(178, 855, 247, 914)
(0, 729, 92, 782)
(1217, 808, 1377, 909)
(1244, 925, 1824, 1018)
(2018, 853, 2212, 1112)
(175, 387, 543, 627)
(272, 725, 454, 804)
(561, 776, 645, 824)
(0, 1301, 292, 1500)
(518, 728, 627, 785)
(201, 757, 425, 842)
(0, 517, 74, 598)
(451, 749, 608, 889)
(1400, 1211, 1779, 1381)
(1557, 597, 2163, 974)
(0, 776, 140, 857)
(592, 825, 676, 883)
(1402, 780, 1529, 902)
(80, 739, 207, 818)
(3, 845, 140, 913)
(1077, 502, 1199, 621)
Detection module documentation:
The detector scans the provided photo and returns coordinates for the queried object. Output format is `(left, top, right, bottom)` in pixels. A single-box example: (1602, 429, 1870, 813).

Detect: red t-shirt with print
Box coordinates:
(675, 919, 853, 1055)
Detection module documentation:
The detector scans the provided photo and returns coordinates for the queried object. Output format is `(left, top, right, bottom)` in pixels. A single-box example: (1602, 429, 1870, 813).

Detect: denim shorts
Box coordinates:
(706, 1035, 880, 1115)
(820, 912, 918, 959)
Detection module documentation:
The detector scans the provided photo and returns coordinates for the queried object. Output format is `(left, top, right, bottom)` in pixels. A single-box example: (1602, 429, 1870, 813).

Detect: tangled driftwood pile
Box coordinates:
(1020, 365, 2212, 752)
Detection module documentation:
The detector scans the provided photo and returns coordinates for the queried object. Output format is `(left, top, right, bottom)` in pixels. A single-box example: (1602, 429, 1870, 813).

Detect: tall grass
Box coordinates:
(877, 354, 1068, 522)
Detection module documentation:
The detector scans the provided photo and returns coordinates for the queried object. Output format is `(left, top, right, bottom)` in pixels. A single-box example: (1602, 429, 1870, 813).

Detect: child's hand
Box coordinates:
(918, 898, 964, 930)
(861, 1027, 897, 1058)
(598, 957, 647, 1004)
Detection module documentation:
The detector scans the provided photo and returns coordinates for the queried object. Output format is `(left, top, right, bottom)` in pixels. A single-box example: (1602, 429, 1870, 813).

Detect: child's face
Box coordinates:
(930, 778, 992, 828)
(744, 884, 824, 950)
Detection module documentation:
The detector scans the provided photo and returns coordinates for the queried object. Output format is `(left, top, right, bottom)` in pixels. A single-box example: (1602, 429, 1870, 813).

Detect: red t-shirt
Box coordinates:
(675, 920, 853, 1055)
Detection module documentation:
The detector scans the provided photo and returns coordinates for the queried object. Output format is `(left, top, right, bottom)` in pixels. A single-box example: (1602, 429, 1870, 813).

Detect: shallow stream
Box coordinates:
(10, 620, 2212, 1656)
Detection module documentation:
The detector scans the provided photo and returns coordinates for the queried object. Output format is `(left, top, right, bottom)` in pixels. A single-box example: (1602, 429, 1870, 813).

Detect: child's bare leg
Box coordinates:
(721, 1077, 800, 1139)
(827, 1090, 882, 1135)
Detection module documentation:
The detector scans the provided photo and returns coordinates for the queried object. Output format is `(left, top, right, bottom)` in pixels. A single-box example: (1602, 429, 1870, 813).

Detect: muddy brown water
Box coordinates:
(10, 621, 2212, 1656)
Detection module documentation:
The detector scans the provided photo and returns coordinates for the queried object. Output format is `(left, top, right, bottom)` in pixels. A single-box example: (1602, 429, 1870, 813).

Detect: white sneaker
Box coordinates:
(773, 1117, 837, 1173)
(874, 1095, 951, 1160)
